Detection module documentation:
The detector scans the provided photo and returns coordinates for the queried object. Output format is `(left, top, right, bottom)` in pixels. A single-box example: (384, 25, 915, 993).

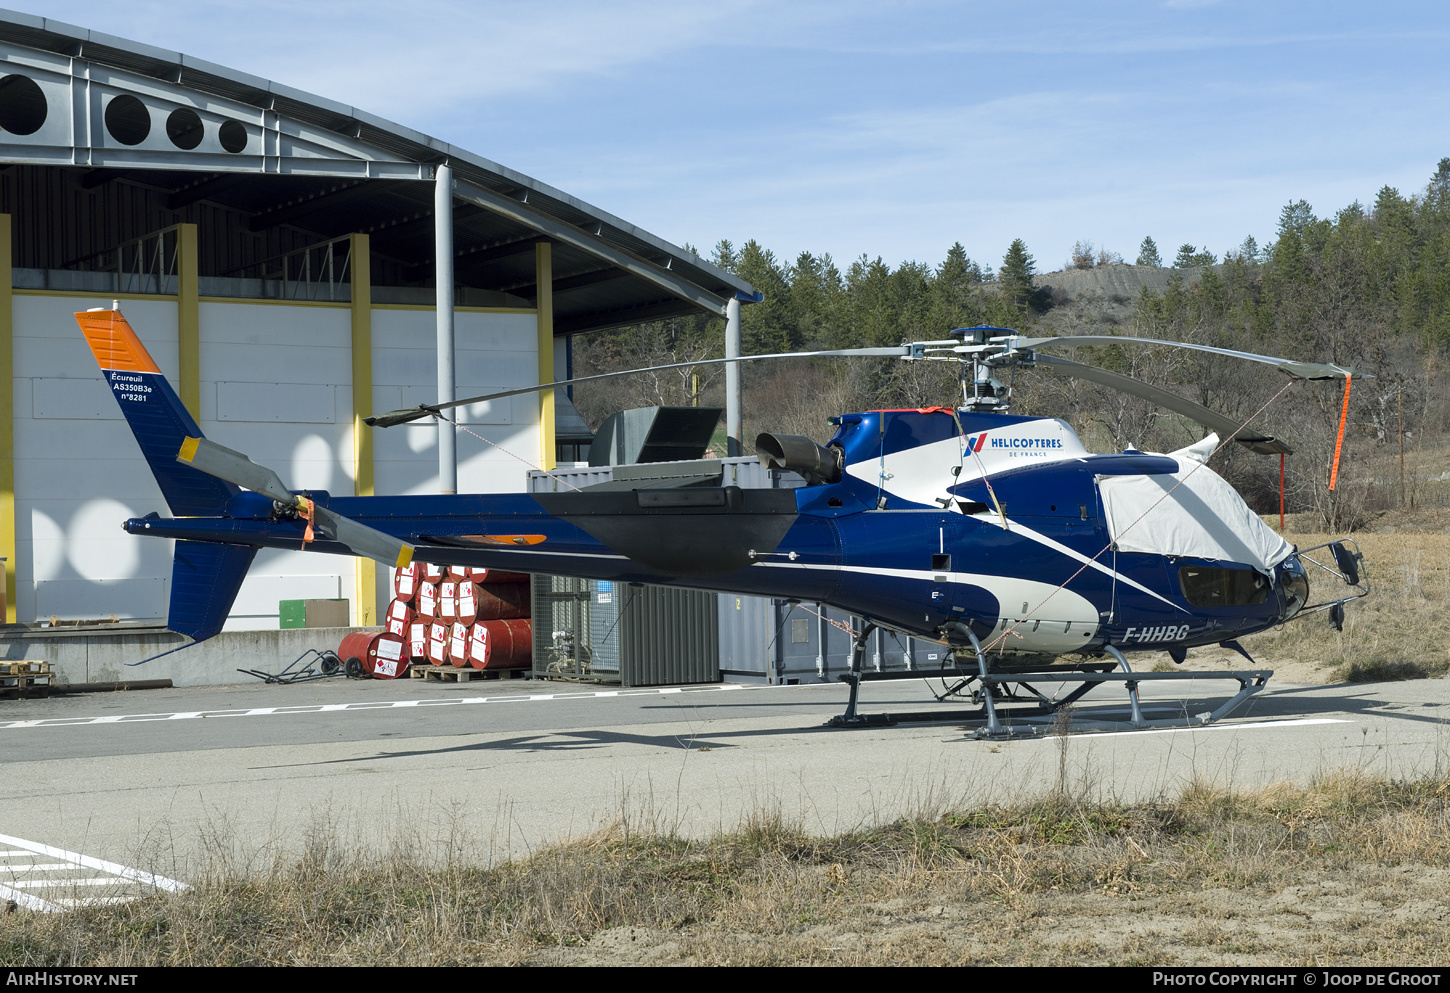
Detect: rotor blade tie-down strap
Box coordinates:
(300, 497, 316, 548)
(980, 376, 1300, 654)
(436, 411, 585, 492)
(949, 408, 1009, 527)
(1329, 373, 1352, 492)
(797, 603, 857, 639)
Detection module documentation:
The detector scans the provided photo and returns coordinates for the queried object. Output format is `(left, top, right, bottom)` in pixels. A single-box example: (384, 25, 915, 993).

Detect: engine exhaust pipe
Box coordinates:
(755, 433, 842, 485)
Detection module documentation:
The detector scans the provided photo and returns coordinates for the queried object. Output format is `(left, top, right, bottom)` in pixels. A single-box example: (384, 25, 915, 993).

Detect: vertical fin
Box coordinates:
(168, 540, 258, 642)
(77, 310, 256, 647)
(75, 309, 238, 516)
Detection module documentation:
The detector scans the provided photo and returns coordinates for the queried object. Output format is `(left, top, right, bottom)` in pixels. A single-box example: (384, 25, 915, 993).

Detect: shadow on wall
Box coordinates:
(21, 430, 354, 626)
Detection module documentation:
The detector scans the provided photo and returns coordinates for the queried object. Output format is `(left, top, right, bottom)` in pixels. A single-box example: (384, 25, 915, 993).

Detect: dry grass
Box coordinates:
(8, 771, 1450, 966)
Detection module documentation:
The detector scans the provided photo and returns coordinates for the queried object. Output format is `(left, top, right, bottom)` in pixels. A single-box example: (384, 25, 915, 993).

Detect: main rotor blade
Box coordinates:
(178, 437, 415, 567)
(1034, 355, 1293, 455)
(1011, 334, 1356, 381)
(365, 345, 911, 428)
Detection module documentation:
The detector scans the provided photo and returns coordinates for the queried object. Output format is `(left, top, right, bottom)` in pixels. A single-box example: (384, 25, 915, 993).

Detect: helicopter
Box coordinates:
(75, 309, 1370, 736)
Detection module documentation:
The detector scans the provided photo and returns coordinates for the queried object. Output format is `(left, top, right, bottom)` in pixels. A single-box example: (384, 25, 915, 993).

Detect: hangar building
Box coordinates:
(0, 11, 752, 631)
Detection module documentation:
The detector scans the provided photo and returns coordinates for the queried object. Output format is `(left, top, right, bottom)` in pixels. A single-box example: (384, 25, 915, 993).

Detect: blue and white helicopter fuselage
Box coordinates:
(79, 308, 1318, 661)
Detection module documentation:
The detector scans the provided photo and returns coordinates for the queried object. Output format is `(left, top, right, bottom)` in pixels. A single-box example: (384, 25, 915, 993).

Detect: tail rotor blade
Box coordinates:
(178, 437, 416, 568)
(314, 506, 415, 569)
(177, 437, 295, 505)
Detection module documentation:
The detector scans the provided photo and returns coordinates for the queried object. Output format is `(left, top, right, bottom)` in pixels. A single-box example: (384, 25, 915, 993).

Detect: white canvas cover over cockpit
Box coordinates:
(1097, 435, 1293, 572)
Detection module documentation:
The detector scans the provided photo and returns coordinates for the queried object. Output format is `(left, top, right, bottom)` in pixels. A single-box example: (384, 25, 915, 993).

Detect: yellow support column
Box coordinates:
(350, 233, 377, 627)
(0, 215, 13, 623)
(536, 241, 556, 471)
(177, 223, 200, 420)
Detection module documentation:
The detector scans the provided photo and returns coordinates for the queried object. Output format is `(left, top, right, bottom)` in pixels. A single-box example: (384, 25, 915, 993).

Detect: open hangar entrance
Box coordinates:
(0, 10, 753, 632)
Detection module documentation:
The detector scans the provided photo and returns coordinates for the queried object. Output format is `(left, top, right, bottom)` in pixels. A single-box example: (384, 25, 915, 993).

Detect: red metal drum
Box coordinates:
(456, 581, 479, 624)
(426, 621, 449, 666)
(408, 621, 428, 661)
(423, 563, 445, 583)
(385, 598, 413, 637)
(392, 563, 420, 602)
(439, 581, 458, 621)
(473, 568, 529, 585)
(448, 621, 470, 667)
(416, 581, 438, 619)
(471, 581, 530, 621)
(467, 619, 533, 669)
(338, 631, 409, 679)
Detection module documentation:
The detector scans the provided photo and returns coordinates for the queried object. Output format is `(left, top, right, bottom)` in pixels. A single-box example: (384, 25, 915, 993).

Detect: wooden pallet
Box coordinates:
(409, 665, 529, 682)
(1, 673, 52, 698)
(0, 661, 51, 676)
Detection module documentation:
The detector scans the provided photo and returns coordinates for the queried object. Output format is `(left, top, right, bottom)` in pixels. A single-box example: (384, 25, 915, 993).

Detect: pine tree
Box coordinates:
(1277, 200, 1315, 240)
(937, 242, 985, 287)
(1428, 158, 1450, 211)
(734, 240, 793, 352)
(1136, 236, 1161, 267)
(711, 239, 738, 273)
(1173, 244, 1198, 268)
(1000, 239, 1035, 307)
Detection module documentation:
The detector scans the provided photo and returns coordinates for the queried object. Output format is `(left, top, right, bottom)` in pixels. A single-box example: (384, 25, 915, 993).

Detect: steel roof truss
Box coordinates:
(451, 177, 728, 318)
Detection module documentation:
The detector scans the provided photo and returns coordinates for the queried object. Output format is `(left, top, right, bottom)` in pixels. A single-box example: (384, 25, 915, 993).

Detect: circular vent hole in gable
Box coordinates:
(105, 94, 151, 145)
(0, 74, 47, 135)
(218, 119, 248, 153)
(166, 107, 204, 150)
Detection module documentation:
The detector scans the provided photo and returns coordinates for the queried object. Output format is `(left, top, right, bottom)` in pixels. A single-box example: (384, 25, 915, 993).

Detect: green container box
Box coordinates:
(279, 599, 308, 629)
(280, 598, 351, 629)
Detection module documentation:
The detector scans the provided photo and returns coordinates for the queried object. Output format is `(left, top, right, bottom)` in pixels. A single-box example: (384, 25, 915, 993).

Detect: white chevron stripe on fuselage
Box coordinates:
(753, 560, 1100, 654)
(844, 418, 1087, 508)
(960, 514, 1188, 613)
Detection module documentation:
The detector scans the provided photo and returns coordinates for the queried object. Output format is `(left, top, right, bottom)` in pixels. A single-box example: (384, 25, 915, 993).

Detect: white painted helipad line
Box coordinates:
(0, 682, 756, 731)
(0, 834, 187, 892)
(8, 863, 78, 871)
(0, 833, 187, 913)
(0, 882, 58, 912)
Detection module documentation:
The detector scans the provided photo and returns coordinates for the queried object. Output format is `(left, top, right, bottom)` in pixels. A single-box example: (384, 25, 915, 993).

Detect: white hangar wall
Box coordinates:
(10, 288, 541, 629)
(370, 306, 542, 498)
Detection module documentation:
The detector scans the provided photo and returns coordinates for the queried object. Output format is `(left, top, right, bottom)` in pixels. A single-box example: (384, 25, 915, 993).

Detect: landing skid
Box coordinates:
(825, 627, 1272, 737)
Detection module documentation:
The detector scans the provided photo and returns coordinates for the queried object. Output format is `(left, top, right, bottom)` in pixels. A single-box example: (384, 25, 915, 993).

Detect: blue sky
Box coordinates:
(28, 1, 1450, 275)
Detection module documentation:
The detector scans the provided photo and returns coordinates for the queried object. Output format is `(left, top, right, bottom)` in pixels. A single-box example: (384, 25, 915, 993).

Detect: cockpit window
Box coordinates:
(1178, 565, 1271, 607)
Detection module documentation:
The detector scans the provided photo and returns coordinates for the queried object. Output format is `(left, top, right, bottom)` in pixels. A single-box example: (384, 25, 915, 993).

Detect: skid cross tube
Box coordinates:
(964, 668, 1273, 737)
(827, 652, 1274, 736)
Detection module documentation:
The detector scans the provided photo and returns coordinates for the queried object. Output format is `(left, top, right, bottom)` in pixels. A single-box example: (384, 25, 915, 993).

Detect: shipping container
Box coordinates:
(530, 574, 717, 687)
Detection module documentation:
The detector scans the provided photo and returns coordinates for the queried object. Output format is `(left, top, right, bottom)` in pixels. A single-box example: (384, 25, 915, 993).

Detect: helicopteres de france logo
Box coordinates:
(963, 431, 1067, 457)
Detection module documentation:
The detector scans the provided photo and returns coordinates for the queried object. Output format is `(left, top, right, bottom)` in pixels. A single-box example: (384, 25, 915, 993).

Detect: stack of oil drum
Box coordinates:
(381, 563, 533, 676)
